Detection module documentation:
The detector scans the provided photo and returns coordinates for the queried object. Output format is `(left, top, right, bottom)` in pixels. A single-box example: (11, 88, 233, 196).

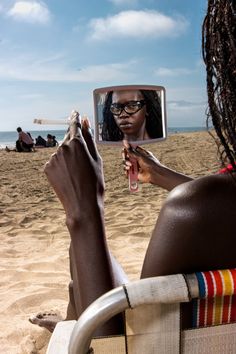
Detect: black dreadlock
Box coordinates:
(203, 0, 236, 169)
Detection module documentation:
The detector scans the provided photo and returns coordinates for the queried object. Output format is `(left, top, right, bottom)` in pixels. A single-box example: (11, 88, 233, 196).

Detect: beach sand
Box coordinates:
(0, 131, 220, 353)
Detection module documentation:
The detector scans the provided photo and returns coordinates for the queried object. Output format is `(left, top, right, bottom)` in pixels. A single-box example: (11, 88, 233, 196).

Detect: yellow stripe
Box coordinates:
(213, 270, 233, 325)
(220, 269, 233, 296)
(214, 296, 223, 325)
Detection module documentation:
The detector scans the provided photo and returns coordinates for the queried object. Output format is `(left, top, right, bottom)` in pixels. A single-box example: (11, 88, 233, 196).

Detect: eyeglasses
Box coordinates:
(110, 100, 146, 116)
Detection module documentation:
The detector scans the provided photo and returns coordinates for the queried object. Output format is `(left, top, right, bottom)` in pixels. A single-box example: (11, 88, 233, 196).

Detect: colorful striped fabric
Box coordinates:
(192, 269, 236, 328)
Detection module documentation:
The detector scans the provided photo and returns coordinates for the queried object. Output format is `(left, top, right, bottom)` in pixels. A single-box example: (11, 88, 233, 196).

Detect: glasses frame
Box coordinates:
(110, 100, 146, 116)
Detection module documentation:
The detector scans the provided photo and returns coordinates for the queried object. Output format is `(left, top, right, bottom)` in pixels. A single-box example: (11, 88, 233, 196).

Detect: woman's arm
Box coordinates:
(123, 143, 193, 191)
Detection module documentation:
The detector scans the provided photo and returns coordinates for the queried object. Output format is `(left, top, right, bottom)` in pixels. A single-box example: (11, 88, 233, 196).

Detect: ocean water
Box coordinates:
(0, 126, 207, 149)
(168, 126, 207, 134)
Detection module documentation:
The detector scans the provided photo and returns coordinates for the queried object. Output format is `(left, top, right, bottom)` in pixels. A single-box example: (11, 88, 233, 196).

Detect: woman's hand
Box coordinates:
(44, 111, 105, 221)
(123, 141, 192, 191)
(122, 141, 163, 184)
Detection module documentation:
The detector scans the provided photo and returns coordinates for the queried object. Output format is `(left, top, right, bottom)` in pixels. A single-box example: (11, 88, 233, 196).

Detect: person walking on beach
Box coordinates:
(29, 0, 236, 336)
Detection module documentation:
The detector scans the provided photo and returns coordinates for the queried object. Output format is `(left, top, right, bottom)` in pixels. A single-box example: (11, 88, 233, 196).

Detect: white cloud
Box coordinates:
(74, 62, 135, 82)
(89, 10, 188, 40)
(154, 67, 193, 77)
(7, 1, 50, 24)
(0, 55, 137, 82)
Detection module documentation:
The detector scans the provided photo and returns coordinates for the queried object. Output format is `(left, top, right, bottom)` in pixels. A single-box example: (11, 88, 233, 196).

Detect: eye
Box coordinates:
(125, 102, 141, 113)
(127, 101, 140, 107)
(127, 102, 140, 108)
(110, 104, 121, 115)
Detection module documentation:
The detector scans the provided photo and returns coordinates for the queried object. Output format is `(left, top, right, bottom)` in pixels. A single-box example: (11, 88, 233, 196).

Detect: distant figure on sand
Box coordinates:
(16, 127, 34, 152)
(46, 134, 58, 147)
(6, 127, 35, 152)
(35, 134, 59, 148)
(29, 0, 236, 337)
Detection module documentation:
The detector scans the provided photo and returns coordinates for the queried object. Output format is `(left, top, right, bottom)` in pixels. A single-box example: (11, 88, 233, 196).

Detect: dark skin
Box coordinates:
(121, 142, 236, 276)
(29, 116, 236, 333)
(142, 173, 236, 276)
(123, 143, 192, 190)
(112, 90, 150, 141)
(29, 114, 125, 335)
(126, 145, 236, 327)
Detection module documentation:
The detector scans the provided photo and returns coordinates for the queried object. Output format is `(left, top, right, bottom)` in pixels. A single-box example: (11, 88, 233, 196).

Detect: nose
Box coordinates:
(119, 108, 128, 118)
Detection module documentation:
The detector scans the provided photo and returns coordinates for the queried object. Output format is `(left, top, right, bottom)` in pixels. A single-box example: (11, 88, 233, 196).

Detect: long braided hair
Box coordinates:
(202, 0, 236, 169)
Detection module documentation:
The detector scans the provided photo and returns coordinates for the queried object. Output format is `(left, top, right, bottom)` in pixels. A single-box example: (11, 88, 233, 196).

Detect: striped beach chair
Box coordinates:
(192, 269, 236, 328)
(46, 268, 236, 354)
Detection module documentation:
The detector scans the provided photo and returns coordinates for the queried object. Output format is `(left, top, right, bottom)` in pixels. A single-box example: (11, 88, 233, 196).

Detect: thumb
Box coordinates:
(123, 140, 139, 159)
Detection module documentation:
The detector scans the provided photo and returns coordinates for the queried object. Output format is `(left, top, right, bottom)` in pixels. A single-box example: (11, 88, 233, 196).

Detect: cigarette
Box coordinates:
(33, 118, 69, 125)
(33, 111, 82, 126)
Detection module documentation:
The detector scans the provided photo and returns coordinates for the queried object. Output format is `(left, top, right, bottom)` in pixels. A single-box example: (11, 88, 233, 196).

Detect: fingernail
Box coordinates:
(82, 116, 91, 129)
(70, 110, 81, 126)
(123, 140, 130, 149)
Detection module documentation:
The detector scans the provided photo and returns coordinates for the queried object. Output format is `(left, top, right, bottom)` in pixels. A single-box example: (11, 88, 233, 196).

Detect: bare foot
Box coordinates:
(29, 311, 63, 332)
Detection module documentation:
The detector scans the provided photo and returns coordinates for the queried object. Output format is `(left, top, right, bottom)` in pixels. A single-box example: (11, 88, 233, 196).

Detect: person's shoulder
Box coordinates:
(154, 174, 236, 250)
(158, 174, 236, 235)
(167, 173, 235, 205)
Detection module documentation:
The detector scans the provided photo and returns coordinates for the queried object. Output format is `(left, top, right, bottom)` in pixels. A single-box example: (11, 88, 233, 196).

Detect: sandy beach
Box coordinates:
(0, 131, 220, 353)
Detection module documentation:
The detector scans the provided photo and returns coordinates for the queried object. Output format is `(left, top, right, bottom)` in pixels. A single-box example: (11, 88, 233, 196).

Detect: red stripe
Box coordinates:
(204, 272, 214, 326)
(229, 269, 236, 322)
(222, 295, 230, 323)
(204, 271, 214, 297)
(229, 269, 236, 293)
(199, 299, 206, 327)
(193, 269, 236, 328)
(206, 298, 214, 325)
(212, 270, 223, 296)
(230, 295, 236, 322)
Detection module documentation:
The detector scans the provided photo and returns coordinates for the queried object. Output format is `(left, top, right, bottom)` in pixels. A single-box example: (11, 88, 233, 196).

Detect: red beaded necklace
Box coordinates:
(218, 164, 236, 174)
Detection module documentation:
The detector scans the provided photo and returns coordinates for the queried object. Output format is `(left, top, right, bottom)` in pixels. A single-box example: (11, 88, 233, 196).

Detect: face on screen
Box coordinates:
(93, 85, 167, 145)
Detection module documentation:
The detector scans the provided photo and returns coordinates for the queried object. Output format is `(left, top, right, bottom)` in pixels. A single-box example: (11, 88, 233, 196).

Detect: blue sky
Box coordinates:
(0, 0, 208, 131)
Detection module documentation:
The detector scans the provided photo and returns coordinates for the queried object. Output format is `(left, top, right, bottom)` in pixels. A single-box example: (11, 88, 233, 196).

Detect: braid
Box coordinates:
(202, 0, 236, 169)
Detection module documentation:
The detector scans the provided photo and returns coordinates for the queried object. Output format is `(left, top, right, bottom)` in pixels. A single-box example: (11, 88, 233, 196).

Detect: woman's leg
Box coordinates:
(30, 114, 128, 336)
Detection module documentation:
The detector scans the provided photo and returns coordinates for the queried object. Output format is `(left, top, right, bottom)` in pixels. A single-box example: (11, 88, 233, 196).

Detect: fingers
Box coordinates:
(60, 110, 82, 146)
(69, 110, 82, 140)
(122, 143, 135, 178)
(134, 145, 151, 157)
(123, 140, 153, 161)
(60, 111, 80, 145)
(121, 147, 128, 163)
(49, 110, 99, 164)
(121, 148, 132, 166)
(122, 141, 141, 164)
